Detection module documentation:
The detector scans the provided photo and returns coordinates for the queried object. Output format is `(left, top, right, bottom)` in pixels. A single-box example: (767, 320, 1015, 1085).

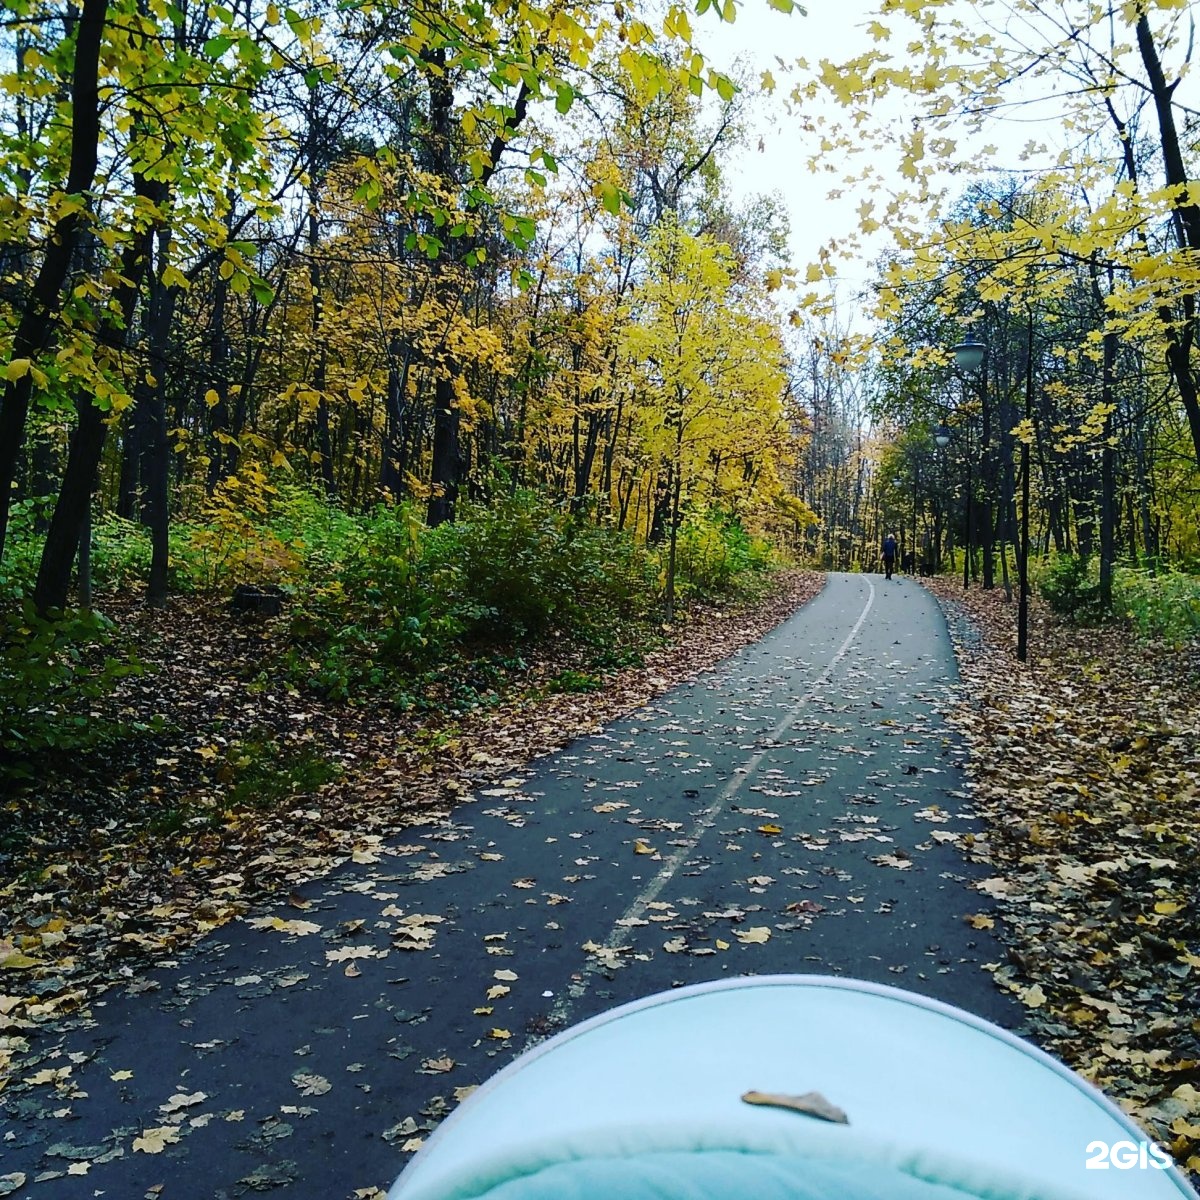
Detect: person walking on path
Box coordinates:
(882, 532, 898, 580)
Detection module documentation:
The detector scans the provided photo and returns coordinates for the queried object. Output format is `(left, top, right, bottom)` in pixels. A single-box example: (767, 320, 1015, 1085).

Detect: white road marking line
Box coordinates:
(542, 576, 877, 1033)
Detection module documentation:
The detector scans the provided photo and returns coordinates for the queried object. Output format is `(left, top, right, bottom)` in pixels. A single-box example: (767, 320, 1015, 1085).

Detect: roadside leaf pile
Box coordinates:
(0, 572, 824, 1091)
(927, 579, 1200, 1175)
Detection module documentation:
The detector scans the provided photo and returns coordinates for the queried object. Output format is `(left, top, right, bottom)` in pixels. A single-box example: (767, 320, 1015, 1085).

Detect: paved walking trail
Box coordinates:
(3, 573, 1021, 1199)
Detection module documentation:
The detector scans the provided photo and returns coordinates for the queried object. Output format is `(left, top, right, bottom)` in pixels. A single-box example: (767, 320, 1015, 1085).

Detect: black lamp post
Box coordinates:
(950, 334, 987, 591)
(1017, 310, 1035, 663)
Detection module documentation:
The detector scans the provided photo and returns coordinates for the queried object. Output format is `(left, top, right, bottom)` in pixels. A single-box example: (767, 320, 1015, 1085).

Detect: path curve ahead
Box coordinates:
(4, 572, 1020, 1199)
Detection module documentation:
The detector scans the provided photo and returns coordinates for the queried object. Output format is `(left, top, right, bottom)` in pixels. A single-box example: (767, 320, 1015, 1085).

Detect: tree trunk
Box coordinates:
(205, 269, 232, 493)
(143, 229, 180, 607)
(33, 175, 162, 614)
(0, 0, 108, 566)
(1136, 14, 1200, 467)
(427, 372, 461, 526)
(1098, 328, 1117, 607)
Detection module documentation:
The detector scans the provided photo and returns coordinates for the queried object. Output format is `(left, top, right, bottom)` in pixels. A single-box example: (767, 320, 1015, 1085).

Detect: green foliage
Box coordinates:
(286, 501, 454, 704)
(427, 492, 656, 643)
(546, 668, 603, 693)
(266, 484, 362, 578)
(1113, 567, 1200, 645)
(0, 497, 52, 598)
(1037, 553, 1106, 623)
(283, 491, 657, 705)
(673, 509, 775, 598)
(183, 468, 302, 589)
(0, 602, 141, 779)
(223, 738, 341, 810)
(89, 516, 154, 590)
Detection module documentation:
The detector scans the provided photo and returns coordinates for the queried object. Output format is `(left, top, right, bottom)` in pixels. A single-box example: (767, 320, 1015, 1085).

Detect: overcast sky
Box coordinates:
(697, 0, 906, 300)
(696, 0, 1198, 322)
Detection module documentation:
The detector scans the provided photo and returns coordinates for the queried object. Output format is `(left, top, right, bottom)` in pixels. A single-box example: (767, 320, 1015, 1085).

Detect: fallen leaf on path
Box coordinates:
(1019, 984, 1047, 1008)
(736, 927, 771, 945)
(325, 946, 377, 963)
(292, 1073, 331, 1096)
(161, 1091, 206, 1113)
(133, 1127, 181, 1154)
(742, 1089, 849, 1124)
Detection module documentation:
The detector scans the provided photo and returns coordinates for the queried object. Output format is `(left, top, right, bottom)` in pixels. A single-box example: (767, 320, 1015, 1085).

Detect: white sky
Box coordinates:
(699, 0, 880, 270)
(695, 0, 1199, 319)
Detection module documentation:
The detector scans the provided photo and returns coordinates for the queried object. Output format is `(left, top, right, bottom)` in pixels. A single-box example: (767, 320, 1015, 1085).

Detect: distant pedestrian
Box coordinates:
(881, 533, 898, 580)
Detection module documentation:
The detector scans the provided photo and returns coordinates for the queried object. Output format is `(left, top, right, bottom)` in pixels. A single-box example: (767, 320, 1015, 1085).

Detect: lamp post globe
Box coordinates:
(952, 333, 986, 372)
(934, 424, 952, 448)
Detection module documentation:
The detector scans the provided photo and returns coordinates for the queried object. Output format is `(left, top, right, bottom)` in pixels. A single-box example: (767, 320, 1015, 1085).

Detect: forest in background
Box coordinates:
(2, 3, 1200, 1173)
(3, 0, 1200, 779)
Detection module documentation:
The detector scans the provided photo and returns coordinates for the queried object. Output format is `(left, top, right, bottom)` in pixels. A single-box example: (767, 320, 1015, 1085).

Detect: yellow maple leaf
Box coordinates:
(736, 927, 771, 945)
(1019, 983, 1046, 1008)
(133, 1127, 181, 1154)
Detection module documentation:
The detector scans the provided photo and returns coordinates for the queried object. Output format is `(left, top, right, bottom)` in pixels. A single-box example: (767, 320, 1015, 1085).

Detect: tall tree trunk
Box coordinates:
(143, 228, 180, 607)
(308, 204, 337, 498)
(0, 0, 108, 566)
(664, 423, 684, 622)
(33, 175, 163, 614)
(979, 352, 995, 588)
(205, 269, 232, 493)
(1098, 327, 1118, 607)
(1135, 14, 1200, 467)
(427, 372, 461, 525)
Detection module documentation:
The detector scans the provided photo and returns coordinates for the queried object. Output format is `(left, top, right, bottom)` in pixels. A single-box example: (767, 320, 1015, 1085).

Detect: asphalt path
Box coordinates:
(3, 572, 1022, 1199)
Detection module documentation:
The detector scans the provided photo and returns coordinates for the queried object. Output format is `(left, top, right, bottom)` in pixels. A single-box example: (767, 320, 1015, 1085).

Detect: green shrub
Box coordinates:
(0, 497, 52, 599)
(0, 601, 141, 779)
(260, 483, 361, 580)
(426, 493, 656, 644)
(1037, 553, 1106, 622)
(285, 502, 458, 703)
(89, 516, 153, 589)
(1113, 566, 1200, 644)
(673, 509, 775, 597)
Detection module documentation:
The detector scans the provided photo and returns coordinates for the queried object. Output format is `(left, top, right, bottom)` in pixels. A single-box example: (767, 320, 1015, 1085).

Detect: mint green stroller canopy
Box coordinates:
(389, 976, 1196, 1200)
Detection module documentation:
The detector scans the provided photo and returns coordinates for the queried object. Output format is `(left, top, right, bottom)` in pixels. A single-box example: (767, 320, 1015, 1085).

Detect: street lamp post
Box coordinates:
(1017, 310, 1035, 663)
(950, 335, 986, 592)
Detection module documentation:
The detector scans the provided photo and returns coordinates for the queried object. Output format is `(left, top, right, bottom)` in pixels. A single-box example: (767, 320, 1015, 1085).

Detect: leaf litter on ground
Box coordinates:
(925, 578, 1199, 1177)
(0, 573, 824, 1097)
